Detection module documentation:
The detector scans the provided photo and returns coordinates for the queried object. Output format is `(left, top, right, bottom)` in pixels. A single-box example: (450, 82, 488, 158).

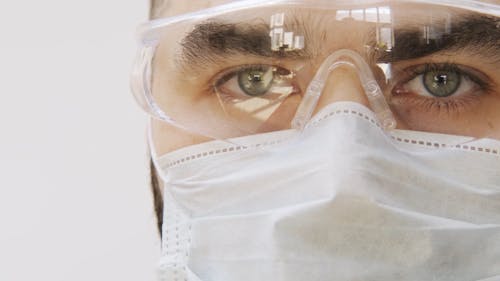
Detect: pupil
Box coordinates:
(435, 74, 447, 85)
(250, 74, 262, 82)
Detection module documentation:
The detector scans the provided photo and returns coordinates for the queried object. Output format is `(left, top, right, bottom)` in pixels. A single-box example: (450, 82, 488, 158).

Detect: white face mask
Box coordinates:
(152, 102, 500, 281)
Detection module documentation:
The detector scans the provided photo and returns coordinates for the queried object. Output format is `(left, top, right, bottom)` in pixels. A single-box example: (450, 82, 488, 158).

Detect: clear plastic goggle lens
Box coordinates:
(132, 1, 500, 142)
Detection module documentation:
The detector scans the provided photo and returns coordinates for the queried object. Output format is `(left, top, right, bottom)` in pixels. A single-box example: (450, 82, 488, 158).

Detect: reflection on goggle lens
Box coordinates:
(134, 2, 500, 141)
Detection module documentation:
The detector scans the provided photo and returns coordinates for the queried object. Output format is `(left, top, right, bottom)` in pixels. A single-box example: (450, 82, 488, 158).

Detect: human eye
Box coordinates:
(384, 61, 500, 137)
(389, 63, 492, 114)
(213, 64, 300, 102)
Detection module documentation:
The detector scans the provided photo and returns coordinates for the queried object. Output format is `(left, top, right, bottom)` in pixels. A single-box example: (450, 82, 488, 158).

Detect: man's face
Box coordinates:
(147, 2, 500, 278)
(150, 0, 500, 156)
(151, 0, 385, 154)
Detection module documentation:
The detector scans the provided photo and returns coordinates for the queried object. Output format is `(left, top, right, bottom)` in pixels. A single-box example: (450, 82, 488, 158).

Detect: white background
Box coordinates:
(0, 1, 160, 280)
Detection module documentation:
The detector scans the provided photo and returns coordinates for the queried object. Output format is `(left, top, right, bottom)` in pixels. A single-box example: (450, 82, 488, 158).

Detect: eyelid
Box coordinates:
(212, 64, 296, 98)
(213, 64, 292, 85)
(393, 62, 493, 91)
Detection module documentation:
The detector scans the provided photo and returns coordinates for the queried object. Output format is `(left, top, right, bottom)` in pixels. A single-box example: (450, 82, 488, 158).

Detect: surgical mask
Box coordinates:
(134, 1, 500, 280)
(151, 101, 500, 281)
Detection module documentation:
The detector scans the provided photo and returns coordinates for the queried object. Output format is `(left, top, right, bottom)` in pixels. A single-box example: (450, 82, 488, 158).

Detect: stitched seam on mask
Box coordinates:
(165, 109, 379, 168)
(164, 109, 499, 168)
(308, 109, 382, 128)
(391, 136, 500, 156)
(159, 191, 193, 280)
(310, 109, 499, 156)
(164, 139, 287, 168)
(313, 109, 500, 156)
(164, 109, 374, 168)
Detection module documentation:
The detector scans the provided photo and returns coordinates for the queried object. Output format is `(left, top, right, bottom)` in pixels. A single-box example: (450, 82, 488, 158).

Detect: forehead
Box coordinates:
(160, 0, 235, 17)
(160, 0, 500, 18)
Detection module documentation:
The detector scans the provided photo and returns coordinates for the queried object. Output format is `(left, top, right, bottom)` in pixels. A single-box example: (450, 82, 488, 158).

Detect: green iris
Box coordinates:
(423, 70, 461, 97)
(237, 66, 274, 97)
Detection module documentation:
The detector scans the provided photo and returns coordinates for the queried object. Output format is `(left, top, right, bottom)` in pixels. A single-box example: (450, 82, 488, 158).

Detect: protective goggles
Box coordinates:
(131, 0, 500, 141)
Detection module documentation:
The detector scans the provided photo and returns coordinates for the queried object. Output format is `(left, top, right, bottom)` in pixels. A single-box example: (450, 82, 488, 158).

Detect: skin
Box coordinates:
(149, 1, 374, 217)
(151, 0, 500, 155)
(148, 0, 500, 235)
(152, 1, 372, 155)
(152, 0, 232, 18)
(151, 1, 230, 155)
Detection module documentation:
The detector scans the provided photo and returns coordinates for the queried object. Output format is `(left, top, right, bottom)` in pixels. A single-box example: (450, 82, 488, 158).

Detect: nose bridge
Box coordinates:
(291, 49, 396, 131)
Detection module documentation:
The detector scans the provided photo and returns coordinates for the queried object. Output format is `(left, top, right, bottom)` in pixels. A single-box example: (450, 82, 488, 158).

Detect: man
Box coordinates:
(132, 0, 500, 280)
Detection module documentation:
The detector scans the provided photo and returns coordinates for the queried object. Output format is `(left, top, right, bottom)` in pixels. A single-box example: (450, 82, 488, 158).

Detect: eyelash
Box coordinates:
(209, 62, 493, 116)
(210, 64, 296, 100)
(408, 63, 490, 90)
(390, 63, 493, 113)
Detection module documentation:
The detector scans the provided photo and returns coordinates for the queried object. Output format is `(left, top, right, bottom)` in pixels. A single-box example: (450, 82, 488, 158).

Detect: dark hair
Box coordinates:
(150, 0, 169, 19)
(150, 159, 163, 236)
(149, 0, 167, 236)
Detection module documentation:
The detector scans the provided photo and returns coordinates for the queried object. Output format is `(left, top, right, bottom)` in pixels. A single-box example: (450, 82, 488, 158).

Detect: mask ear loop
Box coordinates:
(292, 49, 397, 131)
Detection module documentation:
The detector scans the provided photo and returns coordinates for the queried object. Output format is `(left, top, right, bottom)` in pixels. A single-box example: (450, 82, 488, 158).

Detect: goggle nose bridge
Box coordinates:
(292, 49, 397, 131)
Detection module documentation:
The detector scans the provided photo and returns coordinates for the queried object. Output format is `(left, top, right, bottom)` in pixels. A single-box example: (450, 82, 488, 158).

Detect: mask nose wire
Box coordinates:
(291, 49, 397, 131)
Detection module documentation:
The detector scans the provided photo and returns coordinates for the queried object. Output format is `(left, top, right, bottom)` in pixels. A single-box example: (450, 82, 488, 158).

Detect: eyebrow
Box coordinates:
(385, 15, 500, 63)
(176, 13, 500, 71)
(177, 20, 311, 71)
